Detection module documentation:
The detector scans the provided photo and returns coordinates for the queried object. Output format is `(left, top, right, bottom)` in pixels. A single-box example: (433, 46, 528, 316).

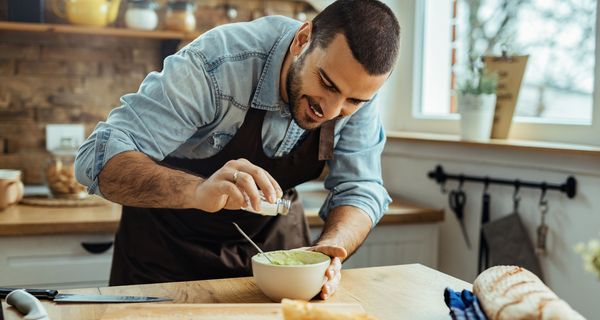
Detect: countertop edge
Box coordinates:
(0, 200, 444, 236)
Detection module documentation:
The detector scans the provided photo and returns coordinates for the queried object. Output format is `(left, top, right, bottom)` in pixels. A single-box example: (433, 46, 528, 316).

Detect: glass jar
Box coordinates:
(165, 0, 196, 33)
(45, 138, 88, 199)
(125, 0, 159, 31)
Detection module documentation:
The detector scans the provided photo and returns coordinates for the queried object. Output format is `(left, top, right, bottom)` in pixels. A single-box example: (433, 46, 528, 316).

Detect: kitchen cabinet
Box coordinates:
(0, 225, 439, 289)
(0, 194, 442, 288)
(0, 233, 114, 289)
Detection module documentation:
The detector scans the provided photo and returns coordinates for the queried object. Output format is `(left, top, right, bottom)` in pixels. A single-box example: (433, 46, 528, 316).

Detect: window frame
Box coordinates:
(384, 0, 600, 147)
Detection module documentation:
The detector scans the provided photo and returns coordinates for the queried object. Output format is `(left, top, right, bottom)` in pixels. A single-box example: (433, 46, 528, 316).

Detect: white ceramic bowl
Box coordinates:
(252, 250, 331, 302)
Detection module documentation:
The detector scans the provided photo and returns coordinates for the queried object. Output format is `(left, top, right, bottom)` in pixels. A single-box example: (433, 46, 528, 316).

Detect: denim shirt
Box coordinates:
(74, 16, 391, 225)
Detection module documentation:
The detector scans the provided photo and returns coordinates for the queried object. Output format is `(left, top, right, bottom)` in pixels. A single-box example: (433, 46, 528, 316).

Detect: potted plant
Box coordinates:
(456, 66, 499, 141)
(575, 233, 600, 280)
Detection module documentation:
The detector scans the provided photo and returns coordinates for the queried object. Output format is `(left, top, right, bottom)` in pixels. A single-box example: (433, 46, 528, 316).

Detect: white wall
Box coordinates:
(381, 139, 600, 318)
(377, 0, 600, 316)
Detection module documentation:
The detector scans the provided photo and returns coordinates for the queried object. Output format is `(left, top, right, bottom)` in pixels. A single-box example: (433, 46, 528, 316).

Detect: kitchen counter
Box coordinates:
(0, 197, 443, 236)
(0, 264, 471, 320)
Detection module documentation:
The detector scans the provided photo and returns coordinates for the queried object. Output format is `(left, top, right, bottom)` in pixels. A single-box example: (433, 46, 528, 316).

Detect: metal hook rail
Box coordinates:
(427, 165, 577, 199)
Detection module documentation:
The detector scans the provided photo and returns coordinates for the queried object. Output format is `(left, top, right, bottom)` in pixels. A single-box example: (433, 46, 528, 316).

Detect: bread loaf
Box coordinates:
(473, 265, 585, 320)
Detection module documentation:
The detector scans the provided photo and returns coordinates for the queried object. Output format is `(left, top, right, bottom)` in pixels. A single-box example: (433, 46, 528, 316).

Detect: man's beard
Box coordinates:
(286, 54, 320, 130)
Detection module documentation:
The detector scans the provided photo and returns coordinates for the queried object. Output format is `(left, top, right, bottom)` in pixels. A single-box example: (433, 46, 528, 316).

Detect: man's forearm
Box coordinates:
(314, 205, 373, 260)
(98, 151, 203, 208)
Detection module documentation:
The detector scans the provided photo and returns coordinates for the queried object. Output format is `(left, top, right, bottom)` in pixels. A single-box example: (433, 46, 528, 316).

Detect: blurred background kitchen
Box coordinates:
(0, 0, 322, 187)
(0, 0, 599, 318)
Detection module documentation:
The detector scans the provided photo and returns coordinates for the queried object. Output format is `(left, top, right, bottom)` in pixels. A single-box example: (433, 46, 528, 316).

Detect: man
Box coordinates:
(75, 0, 400, 300)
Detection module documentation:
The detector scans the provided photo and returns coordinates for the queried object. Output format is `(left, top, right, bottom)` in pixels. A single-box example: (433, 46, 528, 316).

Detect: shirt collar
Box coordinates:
(251, 26, 297, 111)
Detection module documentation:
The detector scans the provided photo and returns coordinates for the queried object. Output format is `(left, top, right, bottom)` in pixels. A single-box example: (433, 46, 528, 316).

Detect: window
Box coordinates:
(386, 0, 600, 146)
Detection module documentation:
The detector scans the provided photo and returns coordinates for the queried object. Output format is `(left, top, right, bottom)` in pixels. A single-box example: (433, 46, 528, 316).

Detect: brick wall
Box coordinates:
(0, 31, 161, 183)
(0, 0, 312, 184)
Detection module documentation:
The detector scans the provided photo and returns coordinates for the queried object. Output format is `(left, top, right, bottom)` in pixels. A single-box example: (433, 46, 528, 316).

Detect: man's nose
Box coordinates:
(322, 95, 345, 120)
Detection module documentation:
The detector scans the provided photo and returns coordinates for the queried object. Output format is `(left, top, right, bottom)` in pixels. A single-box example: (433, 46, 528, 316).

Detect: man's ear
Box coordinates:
(290, 21, 312, 56)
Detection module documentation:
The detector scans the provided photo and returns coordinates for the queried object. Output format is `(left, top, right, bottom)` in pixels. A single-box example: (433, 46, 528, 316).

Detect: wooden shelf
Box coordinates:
(386, 131, 600, 157)
(0, 196, 442, 236)
(0, 21, 202, 40)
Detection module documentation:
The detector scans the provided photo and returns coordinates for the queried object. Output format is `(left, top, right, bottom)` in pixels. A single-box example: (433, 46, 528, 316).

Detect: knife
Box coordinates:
(0, 288, 172, 303)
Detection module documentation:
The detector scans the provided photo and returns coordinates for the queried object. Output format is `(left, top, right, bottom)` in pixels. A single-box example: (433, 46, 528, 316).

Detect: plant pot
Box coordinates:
(457, 93, 497, 141)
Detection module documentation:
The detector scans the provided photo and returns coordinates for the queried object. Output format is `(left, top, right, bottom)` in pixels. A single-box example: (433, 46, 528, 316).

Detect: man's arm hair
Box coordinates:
(314, 205, 372, 260)
(98, 151, 203, 209)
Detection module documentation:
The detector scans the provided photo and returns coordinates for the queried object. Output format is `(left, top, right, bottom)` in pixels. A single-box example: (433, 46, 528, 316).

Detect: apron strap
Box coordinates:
(318, 120, 335, 161)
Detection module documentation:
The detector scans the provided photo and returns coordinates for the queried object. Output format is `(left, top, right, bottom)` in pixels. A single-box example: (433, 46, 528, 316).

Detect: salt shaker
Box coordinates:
(241, 191, 291, 216)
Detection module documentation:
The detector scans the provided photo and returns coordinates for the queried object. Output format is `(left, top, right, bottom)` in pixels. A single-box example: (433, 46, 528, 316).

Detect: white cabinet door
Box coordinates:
(310, 224, 439, 269)
(0, 224, 439, 289)
(0, 234, 114, 289)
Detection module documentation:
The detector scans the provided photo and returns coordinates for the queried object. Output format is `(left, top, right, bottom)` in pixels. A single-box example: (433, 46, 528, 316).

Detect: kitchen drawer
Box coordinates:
(0, 234, 114, 288)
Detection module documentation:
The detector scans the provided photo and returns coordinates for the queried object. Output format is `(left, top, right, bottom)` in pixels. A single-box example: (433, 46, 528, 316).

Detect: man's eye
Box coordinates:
(319, 78, 337, 93)
(324, 85, 337, 93)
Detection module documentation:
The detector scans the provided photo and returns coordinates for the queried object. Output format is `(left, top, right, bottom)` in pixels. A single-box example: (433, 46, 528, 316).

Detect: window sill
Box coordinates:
(386, 131, 600, 157)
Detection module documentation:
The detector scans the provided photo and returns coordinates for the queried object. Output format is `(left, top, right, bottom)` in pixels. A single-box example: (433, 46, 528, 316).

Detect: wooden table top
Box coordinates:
(0, 198, 443, 236)
(0, 264, 471, 320)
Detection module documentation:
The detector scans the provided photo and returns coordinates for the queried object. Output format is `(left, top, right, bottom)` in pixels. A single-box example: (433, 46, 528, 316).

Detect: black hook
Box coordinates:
(458, 175, 465, 190)
(539, 183, 548, 205)
(513, 180, 521, 212)
(431, 165, 448, 194)
(513, 180, 521, 201)
(483, 177, 490, 194)
(440, 180, 448, 194)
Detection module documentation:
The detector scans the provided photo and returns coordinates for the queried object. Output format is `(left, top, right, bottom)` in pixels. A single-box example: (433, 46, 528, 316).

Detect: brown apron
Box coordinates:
(109, 108, 334, 285)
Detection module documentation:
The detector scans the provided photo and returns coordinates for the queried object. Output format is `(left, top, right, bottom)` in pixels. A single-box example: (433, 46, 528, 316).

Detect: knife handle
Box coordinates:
(0, 288, 58, 300)
(6, 290, 49, 320)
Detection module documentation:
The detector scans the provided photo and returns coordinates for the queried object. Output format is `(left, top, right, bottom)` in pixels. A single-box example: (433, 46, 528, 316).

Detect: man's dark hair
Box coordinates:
(310, 0, 400, 75)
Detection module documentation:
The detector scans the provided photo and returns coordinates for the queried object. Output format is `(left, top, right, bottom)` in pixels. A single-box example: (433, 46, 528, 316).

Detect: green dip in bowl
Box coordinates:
(254, 250, 330, 266)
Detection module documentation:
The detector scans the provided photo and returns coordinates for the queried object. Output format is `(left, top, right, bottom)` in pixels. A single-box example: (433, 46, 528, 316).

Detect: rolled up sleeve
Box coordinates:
(319, 97, 392, 226)
(75, 49, 216, 196)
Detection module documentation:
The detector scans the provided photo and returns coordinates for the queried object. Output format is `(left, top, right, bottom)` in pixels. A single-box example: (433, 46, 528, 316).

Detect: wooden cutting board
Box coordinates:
(101, 303, 365, 320)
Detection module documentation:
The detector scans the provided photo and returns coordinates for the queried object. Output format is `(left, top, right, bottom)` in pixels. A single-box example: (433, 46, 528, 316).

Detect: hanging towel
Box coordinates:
(444, 287, 488, 320)
(481, 213, 544, 280)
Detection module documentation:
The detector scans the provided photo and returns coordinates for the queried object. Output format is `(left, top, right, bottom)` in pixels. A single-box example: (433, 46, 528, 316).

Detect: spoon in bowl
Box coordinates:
(232, 222, 274, 264)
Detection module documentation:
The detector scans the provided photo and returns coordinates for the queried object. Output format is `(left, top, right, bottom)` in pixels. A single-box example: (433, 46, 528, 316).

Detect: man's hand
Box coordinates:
(193, 158, 283, 212)
(310, 245, 347, 300)
(309, 206, 373, 299)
